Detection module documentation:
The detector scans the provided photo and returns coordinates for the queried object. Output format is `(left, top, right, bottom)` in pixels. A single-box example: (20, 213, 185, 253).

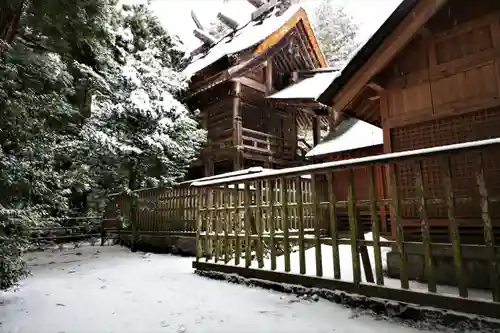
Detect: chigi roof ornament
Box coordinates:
(193, 28, 216, 46)
(190, 10, 205, 30)
(217, 12, 239, 31)
(246, 0, 266, 8)
(250, 0, 279, 21)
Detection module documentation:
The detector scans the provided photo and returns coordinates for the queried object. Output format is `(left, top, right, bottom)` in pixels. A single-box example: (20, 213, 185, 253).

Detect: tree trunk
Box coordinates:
(0, 0, 26, 49)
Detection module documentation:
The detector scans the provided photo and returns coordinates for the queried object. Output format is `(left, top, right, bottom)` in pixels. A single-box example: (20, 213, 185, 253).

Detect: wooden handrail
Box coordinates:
(241, 127, 285, 142)
(191, 137, 500, 186)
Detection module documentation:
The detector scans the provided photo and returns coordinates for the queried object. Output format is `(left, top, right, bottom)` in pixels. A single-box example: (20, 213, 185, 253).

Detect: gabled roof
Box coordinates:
(182, 4, 327, 78)
(316, 0, 416, 105)
(306, 118, 383, 158)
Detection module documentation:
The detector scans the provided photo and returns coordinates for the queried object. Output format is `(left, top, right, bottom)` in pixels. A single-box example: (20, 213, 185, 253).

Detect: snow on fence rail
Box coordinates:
(191, 138, 500, 318)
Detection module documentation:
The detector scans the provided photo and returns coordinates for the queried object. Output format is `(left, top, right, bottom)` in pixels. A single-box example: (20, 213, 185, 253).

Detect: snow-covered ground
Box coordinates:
(0, 245, 441, 333)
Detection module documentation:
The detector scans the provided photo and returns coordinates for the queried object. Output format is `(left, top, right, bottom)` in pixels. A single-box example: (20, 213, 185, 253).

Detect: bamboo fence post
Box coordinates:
(475, 153, 500, 302)
(327, 172, 341, 279)
(368, 166, 384, 285)
(414, 160, 436, 292)
(441, 156, 467, 297)
(390, 163, 409, 289)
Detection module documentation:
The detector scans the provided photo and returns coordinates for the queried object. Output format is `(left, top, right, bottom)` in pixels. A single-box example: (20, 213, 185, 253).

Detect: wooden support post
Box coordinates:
(440, 156, 467, 297)
(214, 189, 220, 263)
(196, 187, 205, 262)
(205, 189, 214, 261)
(130, 194, 138, 252)
(204, 159, 214, 178)
(256, 180, 264, 268)
(327, 172, 341, 279)
(281, 177, 291, 272)
(312, 113, 321, 146)
(390, 163, 409, 289)
(234, 185, 242, 266)
(475, 153, 500, 302)
(244, 182, 252, 268)
(100, 218, 106, 246)
(296, 176, 306, 275)
(224, 185, 231, 263)
(269, 179, 277, 270)
(367, 166, 383, 285)
(311, 173, 323, 277)
(347, 169, 361, 284)
(233, 81, 243, 171)
(414, 160, 436, 293)
(265, 59, 273, 95)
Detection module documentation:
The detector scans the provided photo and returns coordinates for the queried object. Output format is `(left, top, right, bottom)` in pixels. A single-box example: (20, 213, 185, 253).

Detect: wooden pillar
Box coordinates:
(265, 59, 273, 95)
(233, 81, 243, 171)
(328, 107, 337, 130)
(204, 160, 214, 177)
(200, 109, 214, 177)
(312, 112, 321, 146)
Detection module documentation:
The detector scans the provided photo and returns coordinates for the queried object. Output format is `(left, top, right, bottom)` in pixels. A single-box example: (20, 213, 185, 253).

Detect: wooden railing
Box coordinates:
(242, 128, 293, 158)
(191, 138, 500, 318)
(204, 128, 233, 151)
(104, 186, 200, 250)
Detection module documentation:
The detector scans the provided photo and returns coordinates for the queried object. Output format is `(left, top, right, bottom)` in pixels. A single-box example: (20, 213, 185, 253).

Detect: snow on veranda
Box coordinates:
(0, 245, 440, 333)
(218, 232, 493, 302)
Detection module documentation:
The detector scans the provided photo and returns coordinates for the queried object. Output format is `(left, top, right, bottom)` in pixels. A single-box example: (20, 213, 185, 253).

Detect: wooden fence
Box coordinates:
(103, 177, 312, 252)
(191, 138, 500, 319)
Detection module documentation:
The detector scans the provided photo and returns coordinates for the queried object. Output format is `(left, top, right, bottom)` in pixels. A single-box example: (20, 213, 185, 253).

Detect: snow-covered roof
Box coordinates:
(306, 118, 383, 158)
(317, 0, 413, 105)
(183, 5, 304, 78)
(267, 70, 340, 101)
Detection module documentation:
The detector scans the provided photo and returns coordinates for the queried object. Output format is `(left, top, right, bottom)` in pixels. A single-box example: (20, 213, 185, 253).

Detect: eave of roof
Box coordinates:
(316, 0, 417, 106)
(266, 70, 340, 101)
(183, 4, 327, 80)
(305, 118, 383, 158)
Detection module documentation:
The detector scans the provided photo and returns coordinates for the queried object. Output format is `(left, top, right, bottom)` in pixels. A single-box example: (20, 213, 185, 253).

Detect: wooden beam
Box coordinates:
(331, 0, 447, 113)
(232, 77, 266, 93)
(265, 60, 273, 95)
(293, 28, 316, 68)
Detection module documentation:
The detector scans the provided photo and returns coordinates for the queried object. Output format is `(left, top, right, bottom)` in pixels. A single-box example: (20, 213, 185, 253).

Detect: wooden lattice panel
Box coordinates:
(390, 107, 500, 220)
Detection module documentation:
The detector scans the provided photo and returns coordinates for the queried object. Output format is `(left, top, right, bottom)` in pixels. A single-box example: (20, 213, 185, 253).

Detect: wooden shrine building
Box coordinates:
(315, 0, 500, 243)
(182, 0, 328, 179)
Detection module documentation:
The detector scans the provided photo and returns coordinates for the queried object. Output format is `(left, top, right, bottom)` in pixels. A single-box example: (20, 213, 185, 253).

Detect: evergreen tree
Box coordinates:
(84, 3, 206, 194)
(309, 0, 359, 67)
(0, 0, 204, 289)
(0, 0, 112, 289)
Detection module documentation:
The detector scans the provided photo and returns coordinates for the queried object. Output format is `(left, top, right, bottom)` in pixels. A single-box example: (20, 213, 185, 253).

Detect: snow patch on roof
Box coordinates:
(306, 119, 383, 158)
(182, 5, 303, 78)
(267, 70, 340, 100)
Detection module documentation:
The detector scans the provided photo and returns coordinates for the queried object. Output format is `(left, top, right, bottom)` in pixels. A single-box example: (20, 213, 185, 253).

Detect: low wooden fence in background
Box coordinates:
(102, 176, 313, 253)
(27, 217, 110, 249)
(191, 138, 500, 319)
